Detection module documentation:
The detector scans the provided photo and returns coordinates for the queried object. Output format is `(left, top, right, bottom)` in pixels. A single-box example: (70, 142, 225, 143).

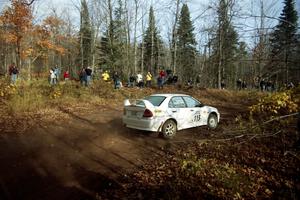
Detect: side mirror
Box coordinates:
(196, 104, 204, 108)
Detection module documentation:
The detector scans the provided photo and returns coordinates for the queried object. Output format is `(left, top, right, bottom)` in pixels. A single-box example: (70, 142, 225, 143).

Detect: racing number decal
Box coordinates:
(193, 111, 201, 122)
(194, 114, 201, 122)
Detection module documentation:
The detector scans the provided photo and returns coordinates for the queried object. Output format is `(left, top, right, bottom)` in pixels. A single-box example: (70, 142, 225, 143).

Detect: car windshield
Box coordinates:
(144, 96, 166, 106)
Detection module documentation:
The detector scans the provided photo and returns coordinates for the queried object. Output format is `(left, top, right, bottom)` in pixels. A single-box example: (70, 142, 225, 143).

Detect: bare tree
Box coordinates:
(170, 0, 181, 74)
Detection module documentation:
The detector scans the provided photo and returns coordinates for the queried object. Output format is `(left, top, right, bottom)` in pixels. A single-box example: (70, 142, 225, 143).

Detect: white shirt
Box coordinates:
(137, 74, 143, 83)
(50, 70, 56, 79)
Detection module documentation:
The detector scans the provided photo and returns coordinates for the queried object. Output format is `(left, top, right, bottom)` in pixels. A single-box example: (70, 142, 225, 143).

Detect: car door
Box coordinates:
(167, 96, 193, 130)
(182, 96, 206, 127)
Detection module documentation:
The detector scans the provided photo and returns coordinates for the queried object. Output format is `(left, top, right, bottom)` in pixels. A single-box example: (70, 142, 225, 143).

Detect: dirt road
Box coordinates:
(1, 104, 236, 200)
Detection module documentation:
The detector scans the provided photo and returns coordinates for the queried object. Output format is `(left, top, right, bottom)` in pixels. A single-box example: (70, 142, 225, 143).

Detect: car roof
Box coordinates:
(149, 93, 190, 98)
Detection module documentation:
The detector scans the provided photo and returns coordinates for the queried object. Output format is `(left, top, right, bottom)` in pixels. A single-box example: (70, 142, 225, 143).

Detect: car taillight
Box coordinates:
(143, 109, 153, 117)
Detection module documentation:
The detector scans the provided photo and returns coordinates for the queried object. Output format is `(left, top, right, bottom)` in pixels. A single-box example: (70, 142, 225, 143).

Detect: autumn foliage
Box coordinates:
(0, 1, 67, 72)
(250, 88, 299, 118)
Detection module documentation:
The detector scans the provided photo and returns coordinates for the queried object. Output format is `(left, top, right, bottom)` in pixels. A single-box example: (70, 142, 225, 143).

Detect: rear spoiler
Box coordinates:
(124, 99, 154, 109)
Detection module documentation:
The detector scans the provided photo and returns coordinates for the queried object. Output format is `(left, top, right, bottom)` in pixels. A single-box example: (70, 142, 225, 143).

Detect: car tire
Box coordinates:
(162, 120, 177, 139)
(208, 114, 218, 129)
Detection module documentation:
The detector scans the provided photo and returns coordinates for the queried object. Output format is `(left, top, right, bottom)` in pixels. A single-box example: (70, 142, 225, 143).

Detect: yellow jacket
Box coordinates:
(102, 72, 110, 81)
(146, 73, 152, 81)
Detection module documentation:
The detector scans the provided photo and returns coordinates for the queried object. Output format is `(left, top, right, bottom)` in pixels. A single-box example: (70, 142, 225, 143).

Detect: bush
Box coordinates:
(249, 90, 298, 118)
(0, 82, 17, 100)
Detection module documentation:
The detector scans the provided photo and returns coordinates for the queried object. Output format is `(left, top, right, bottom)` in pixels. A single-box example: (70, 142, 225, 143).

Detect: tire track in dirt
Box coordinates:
(0, 102, 243, 200)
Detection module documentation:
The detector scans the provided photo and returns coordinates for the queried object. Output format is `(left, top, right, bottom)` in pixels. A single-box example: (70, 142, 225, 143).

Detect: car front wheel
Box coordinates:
(207, 114, 218, 129)
(162, 120, 177, 139)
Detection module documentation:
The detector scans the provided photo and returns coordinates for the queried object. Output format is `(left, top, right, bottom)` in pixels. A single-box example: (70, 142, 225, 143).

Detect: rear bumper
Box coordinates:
(122, 116, 162, 132)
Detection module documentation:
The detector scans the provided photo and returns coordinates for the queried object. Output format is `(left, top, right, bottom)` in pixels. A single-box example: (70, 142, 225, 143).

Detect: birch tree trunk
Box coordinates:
(133, 0, 138, 74)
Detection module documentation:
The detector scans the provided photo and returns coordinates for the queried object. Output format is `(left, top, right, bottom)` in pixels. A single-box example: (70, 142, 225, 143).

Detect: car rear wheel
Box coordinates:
(208, 114, 218, 129)
(162, 120, 177, 139)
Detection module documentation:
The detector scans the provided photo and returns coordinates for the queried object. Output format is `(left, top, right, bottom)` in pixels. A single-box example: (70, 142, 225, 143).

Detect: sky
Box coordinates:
(0, 0, 299, 49)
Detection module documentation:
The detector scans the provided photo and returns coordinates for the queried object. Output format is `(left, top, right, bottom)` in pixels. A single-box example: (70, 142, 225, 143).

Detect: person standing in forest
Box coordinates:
(54, 65, 60, 83)
(146, 71, 152, 87)
(157, 71, 164, 89)
(136, 72, 143, 88)
(221, 80, 226, 89)
(9, 63, 19, 84)
(79, 67, 87, 86)
(260, 79, 266, 91)
(159, 69, 166, 84)
(242, 80, 247, 90)
(128, 74, 135, 87)
(236, 78, 242, 90)
(49, 68, 56, 85)
(113, 71, 121, 89)
(85, 67, 92, 86)
(63, 70, 70, 82)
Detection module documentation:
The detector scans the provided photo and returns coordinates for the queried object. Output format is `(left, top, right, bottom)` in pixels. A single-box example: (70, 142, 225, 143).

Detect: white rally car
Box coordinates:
(122, 94, 220, 138)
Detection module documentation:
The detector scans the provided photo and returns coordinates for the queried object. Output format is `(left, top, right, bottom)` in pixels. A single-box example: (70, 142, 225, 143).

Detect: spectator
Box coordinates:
(237, 78, 242, 90)
(187, 79, 193, 86)
(102, 70, 110, 82)
(266, 80, 272, 92)
(260, 79, 266, 91)
(166, 69, 172, 76)
(136, 72, 143, 88)
(63, 70, 70, 81)
(146, 71, 152, 87)
(50, 68, 56, 85)
(172, 75, 178, 85)
(221, 80, 226, 89)
(128, 74, 135, 87)
(242, 80, 247, 90)
(79, 67, 87, 86)
(157, 75, 163, 89)
(159, 69, 166, 84)
(287, 82, 295, 89)
(85, 67, 92, 86)
(113, 71, 121, 89)
(54, 65, 60, 83)
(9, 63, 19, 84)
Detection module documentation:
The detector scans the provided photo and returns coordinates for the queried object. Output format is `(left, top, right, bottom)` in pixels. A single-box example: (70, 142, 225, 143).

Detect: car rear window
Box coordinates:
(144, 96, 166, 106)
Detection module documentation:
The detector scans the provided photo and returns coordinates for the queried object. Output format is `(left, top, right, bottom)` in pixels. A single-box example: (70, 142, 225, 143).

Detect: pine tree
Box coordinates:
(143, 6, 162, 74)
(210, 0, 238, 88)
(269, 0, 298, 85)
(99, 0, 127, 71)
(176, 4, 197, 82)
(112, 0, 127, 70)
(79, 0, 92, 68)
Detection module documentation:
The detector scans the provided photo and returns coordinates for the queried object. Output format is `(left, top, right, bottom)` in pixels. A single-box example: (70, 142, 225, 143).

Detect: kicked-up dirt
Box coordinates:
(0, 92, 299, 200)
(0, 102, 240, 200)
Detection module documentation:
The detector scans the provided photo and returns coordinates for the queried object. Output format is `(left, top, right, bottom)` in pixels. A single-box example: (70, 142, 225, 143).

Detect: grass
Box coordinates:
(0, 78, 263, 114)
(0, 78, 264, 133)
(1, 78, 298, 199)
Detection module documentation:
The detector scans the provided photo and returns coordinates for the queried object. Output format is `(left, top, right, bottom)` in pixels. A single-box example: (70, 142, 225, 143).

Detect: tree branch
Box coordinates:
(223, 112, 299, 135)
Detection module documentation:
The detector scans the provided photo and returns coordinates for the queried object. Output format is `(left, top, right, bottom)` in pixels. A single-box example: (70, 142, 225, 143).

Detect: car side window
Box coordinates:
(169, 97, 186, 108)
(183, 96, 201, 108)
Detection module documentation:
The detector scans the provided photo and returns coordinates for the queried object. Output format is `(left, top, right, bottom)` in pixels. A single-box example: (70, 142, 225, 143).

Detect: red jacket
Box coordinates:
(159, 70, 166, 78)
(64, 72, 70, 79)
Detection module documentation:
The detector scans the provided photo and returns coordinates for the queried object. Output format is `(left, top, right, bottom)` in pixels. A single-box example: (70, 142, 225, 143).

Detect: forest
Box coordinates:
(0, 0, 299, 88)
(0, 0, 300, 199)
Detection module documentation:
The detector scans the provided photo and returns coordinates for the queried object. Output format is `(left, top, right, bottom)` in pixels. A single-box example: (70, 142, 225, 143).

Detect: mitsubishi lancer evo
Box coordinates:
(123, 94, 220, 138)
